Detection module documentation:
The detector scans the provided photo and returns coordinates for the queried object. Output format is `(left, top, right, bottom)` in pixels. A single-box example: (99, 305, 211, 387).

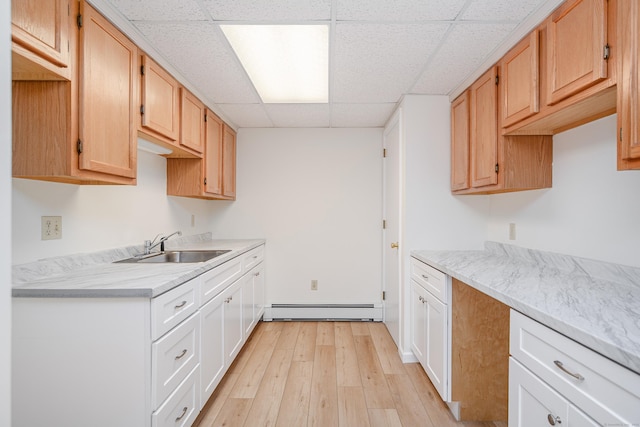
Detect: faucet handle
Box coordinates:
(144, 240, 151, 255)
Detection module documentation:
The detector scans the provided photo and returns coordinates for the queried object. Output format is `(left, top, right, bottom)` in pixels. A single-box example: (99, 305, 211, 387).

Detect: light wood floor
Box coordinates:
(193, 321, 508, 427)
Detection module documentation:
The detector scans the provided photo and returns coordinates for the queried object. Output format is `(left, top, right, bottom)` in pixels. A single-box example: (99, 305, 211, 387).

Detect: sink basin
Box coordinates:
(116, 250, 231, 264)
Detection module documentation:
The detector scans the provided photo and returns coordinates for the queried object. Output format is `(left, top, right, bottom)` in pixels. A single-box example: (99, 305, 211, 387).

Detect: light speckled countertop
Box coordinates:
(412, 242, 640, 375)
(12, 233, 265, 298)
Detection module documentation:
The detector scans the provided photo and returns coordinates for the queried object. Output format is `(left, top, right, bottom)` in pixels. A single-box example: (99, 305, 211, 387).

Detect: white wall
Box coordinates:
(1, 0, 12, 423)
(207, 128, 383, 305)
(12, 148, 217, 264)
(488, 114, 640, 268)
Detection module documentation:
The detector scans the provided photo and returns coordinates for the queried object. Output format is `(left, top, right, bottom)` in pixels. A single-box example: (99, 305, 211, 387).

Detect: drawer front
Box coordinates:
(509, 357, 598, 427)
(152, 279, 199, 340)
(410, 257, 447, 302)
(510, 310, 640, 425)
(243, 245, 264, 272)
(200, 256, 242, 306)
(152, 313, 200, 409)
(152, 365, 200, 427)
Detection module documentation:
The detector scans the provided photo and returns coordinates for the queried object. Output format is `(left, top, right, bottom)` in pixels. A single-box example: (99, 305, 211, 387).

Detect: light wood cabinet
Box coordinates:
(617, 0, 640, 170)
(11, 0, 71, 80)
(546, 0, 608, 105)
(450, 91, 470, 191)
(452, 67, 553, 194)
(12, 1, 138, 185)
(470, 67, 499, 188)
(180, 88, 205, 155)
(139, 54, 180, 146)
(167, 111, 237, 200)
(501, 30, 539, 127)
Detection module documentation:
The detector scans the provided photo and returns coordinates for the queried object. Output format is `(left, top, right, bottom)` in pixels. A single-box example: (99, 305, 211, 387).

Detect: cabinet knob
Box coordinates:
(547, 414, 561, 425)
(390, 242, 399, 249)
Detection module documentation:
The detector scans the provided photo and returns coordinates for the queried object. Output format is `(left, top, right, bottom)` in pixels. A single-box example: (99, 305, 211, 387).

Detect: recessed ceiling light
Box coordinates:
(221, 25, 329, 103)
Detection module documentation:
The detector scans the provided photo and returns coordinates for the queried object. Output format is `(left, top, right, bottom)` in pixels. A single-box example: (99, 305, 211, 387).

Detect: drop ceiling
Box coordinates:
(91, 0, 565, 129)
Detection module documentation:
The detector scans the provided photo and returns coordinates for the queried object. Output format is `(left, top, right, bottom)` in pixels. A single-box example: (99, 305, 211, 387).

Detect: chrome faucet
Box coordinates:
(144, 231, 182, 255)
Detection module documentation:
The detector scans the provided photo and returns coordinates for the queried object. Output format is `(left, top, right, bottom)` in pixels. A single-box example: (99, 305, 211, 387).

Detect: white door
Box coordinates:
(383, 110, 401, 346)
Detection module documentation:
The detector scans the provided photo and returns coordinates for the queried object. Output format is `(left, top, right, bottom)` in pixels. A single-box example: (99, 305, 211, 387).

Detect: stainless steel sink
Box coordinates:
(115, 250, 231, 264)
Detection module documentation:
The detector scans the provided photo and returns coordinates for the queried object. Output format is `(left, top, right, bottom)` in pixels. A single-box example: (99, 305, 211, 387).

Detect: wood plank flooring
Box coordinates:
(194, 321, 508, 427)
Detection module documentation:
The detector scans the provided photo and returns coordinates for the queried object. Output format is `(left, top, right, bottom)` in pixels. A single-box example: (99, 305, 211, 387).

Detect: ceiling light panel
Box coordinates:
(203, 0, 331, 21)
(133, 21, 260, 103)
(336, 0, 468, 21)
(333, 23, 449, 103)
(222, 25, 329, 104)
(108, 0, 206, 21)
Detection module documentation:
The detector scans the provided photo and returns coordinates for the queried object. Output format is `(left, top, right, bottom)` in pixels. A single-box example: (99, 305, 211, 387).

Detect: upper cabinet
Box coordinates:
(450, 91, 470, 191)
(139, 54, 180, 147)
(545, 0, 608, 105)
(501, 30, 539, 128)
(180, 88, 206, 155)
(13, 1, 138, 184)
(11, 0, 71, 80)
(222, 125, 237, 199)
(470, 67, 499, 189)
(617, 0, 640, 170)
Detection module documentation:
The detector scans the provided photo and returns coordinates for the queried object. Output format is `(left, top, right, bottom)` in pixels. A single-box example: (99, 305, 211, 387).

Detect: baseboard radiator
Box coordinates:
(263, 304, 383, 321)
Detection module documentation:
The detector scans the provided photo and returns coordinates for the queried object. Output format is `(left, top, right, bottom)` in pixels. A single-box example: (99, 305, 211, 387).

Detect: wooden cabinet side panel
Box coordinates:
(502, 30, 539, 127)
(11, 0, 69, 68)
(78, 3, 137, 179)
(502, 135, 553, 190)
(451, 278, 509, 421)
(166, 158, 204, 197)
(204, 111, 223, 196)
(222, 125, 237, 199)
(451, 92, 470, 191)
(546, 0, 608, 105)
(470, 67, 499, 188)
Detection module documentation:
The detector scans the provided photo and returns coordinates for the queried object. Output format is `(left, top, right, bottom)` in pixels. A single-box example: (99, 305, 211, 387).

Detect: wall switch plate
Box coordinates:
(42, 216, 62, 240)
(311, 280, 318, 291)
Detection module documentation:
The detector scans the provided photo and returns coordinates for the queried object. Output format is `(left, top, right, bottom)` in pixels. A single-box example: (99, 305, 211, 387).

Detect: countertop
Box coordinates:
(412, 242, 640, 375)
(12, 233, 265, 298)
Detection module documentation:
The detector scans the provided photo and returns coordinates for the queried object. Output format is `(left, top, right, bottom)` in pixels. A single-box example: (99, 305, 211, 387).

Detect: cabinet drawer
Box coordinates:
(243, 245, 264, 272)
(152, 279, 199, 340)
(152, 313, 200, 409)
(152, 365, 200, 427)
(410, 258, 447, 302)
(510, 310, 640, 425)
(200, 256, 243, 305)
(509, 357, 598, 427)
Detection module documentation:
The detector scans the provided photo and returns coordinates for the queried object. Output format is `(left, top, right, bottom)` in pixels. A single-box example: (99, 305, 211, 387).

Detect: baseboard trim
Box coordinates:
(263, 304, 383, 321)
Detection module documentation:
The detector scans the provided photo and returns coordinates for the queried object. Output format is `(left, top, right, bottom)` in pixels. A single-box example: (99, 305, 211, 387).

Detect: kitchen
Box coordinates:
(4, 0, 640, 426)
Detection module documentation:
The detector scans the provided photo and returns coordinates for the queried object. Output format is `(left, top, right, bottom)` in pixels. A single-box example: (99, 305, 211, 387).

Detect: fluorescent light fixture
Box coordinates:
(221, 25, 329, 103)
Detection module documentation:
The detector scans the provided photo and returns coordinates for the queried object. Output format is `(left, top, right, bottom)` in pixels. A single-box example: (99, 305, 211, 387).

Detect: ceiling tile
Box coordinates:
(265, 104, 331, 127)
(133, 21, 260, 104)
(411, 22, 516, 94)
(336, 0, 468, 21)
(201, 0, 331, 21)
(108, 0, 206, 21)
(331, 103, 397, 127)
(216, 104, 274, 128)
(332, 23, 449, 103)
(460, 0, 546, 21)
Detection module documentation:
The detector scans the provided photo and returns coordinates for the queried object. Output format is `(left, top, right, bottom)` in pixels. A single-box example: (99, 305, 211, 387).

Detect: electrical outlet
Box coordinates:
(191, 214, 196, 227)
(42, 216, 62, 240)
(509, 223, 516, 240)
(311, 280, 318, 291)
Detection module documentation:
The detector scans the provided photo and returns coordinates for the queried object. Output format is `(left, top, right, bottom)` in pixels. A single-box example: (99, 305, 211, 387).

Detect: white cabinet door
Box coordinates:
(509, 357, 599, 427)
(423, 288, 447, 400)
(223, 281, 243, 366)
(242, 272, 254, 338)
(253, 264, 265, 320)
(200, 291, 226, 406)
(410, 280, 426, 366)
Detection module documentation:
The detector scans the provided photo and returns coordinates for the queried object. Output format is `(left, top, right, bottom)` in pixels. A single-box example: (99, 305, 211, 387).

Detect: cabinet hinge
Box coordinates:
(382, 291, 386, 301)
(204, 177, 207, 186)
(140, 65, 145, 76)
(383, 220, 387, 229)
(76, 139, 83, 154)
(495, 163, 499, 173)
(620, 127, 623, 142)
(383, 148, 387, 158)
(495, 75, 499, 85)
(140, 105, 145, 115)
(68, 2, 70, 16)
(76, 13, 82, 29)
(204, 114, 207, 123)
(603, 44, 610, 60)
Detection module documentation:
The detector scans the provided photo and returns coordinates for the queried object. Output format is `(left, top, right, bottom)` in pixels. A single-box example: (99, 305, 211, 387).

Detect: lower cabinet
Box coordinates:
(509, 310, 640, 426)
(12, 244, 265, 427)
